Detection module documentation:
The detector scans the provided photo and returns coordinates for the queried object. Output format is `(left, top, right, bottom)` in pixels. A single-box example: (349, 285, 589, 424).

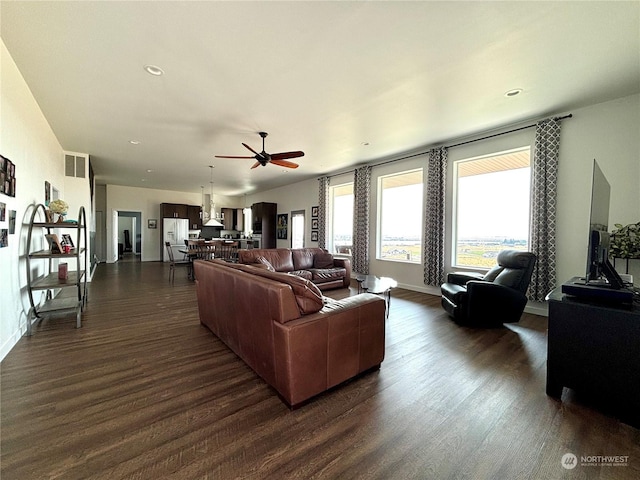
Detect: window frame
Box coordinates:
(376, 168, 424, 264)
(328, 181, 354, 256)
(451, 146, 532, 270)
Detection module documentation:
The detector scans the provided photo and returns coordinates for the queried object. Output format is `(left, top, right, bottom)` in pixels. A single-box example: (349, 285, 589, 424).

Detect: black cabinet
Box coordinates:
(252, 202, 276, 248)
(546, 281, 640, 427)
(187, 205, 202, 230)
(161, 203, 189, 219)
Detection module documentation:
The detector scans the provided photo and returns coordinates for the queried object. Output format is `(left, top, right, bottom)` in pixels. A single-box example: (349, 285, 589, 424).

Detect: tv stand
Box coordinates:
(561, 277, 633, 304)
(546, 282, 640, 427)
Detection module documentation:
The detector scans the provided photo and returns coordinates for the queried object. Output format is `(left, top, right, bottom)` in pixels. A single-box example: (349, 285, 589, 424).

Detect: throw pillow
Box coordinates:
(313, 252, 334, 269)
(255, 255, 275, 272)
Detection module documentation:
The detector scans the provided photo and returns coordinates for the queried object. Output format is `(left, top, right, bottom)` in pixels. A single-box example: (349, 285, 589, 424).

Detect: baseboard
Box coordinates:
(524, 301, 548, 317)
(395, 282, 549, 317)
(0, 313, 30, 362)
(396, 282, 441, 296)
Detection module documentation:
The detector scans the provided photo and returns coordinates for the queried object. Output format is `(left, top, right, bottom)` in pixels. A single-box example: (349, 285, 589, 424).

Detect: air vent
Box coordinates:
(64, 153, 87, 178)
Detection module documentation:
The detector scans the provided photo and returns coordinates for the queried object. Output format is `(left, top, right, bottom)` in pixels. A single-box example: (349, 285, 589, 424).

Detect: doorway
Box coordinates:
(116, 211, 142, 262)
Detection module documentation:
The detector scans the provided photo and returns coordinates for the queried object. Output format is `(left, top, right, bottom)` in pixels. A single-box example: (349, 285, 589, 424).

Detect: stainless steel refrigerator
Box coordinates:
(163, 218, 189, 262)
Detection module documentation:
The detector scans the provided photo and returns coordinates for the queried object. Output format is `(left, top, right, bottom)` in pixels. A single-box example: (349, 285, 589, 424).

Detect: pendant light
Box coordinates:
(200, 185, 209, 222)
(204, 165, 223, 227)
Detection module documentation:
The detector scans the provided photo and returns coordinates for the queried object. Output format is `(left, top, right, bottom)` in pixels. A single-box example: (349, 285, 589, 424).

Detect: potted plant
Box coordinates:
(609, 222, 640, 260)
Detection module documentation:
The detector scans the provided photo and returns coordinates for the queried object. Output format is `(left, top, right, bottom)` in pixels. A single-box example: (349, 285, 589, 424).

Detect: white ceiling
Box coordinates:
(2, 1, 639, 196)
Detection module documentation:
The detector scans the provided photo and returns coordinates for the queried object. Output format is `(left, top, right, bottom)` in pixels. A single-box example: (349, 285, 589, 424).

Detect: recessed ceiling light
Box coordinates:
(505, 88, 523, 97)
(362, 142, 370, 146)
(144, 65, 164, 76)
(146, 169, 153, 173)
(129, 140, 140, 145)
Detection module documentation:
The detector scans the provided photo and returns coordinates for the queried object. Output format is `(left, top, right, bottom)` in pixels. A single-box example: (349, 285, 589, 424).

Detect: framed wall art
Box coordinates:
(148, 219, 157, 229)
(0, 155, 15, 198)
(9, 210, 16, 234)
(311, 206, 319, 218)
(311, 231, 318, 242)
(276, 214, 288, 240)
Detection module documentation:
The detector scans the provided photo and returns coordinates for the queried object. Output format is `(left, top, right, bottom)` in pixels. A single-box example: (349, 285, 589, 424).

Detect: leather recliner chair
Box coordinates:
(440, 250, 536, 327)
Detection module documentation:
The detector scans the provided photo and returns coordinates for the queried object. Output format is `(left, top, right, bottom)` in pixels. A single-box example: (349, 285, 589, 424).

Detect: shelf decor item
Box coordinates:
(45, 233, 64, 253)
(48, 199, 69, 223)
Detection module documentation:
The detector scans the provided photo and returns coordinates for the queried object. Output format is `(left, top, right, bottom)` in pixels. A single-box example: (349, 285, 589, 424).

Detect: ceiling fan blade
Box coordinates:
(215, 155, 256, 159)
(270, 159, 299, 169)
(242, 143, 260, 156)
(250, 161, 261, 169)
(271, 151, 305, 160)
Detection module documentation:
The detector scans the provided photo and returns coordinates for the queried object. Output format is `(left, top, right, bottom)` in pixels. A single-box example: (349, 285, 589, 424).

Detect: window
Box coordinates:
(378, 169, 423, 263)
(243, 207, 252, 236)
(291, 210, 305, 249)
(329, 183, 353, 255)
(453, 147, 531, 268)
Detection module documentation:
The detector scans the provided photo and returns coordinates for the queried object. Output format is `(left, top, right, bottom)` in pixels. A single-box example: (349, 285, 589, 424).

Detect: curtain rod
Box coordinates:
(448, 113, 572, 148)
(323, 113, 573, 179)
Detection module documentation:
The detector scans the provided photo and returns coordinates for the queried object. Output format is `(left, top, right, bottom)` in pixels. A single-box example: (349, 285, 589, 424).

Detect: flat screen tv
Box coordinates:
(584, 159, 624, 289)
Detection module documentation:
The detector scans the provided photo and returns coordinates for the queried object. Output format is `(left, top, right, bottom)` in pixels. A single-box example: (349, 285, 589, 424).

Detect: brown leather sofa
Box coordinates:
(194, 259, 385, 407)
(238, 247, 351, 291)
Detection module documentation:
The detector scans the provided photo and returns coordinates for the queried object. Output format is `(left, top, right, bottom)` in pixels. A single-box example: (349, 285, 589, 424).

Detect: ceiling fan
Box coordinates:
(215, 132, 303, 169)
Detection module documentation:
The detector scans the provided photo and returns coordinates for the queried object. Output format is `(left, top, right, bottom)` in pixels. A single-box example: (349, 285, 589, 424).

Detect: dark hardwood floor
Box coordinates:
(2, 261, 639, 479)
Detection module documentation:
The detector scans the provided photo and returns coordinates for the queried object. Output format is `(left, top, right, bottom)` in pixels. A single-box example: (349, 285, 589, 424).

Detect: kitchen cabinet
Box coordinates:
(252, 202, 277, 248)
(26, 204, 88, 334)
(188, 205, 202, 230)
(222, 208, 234, 230)
(221, 208, 244, 231)
(161, 203, 188, 219)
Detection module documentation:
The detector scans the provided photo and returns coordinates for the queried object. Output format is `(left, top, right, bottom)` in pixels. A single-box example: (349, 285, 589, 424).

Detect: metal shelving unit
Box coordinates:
(25, 204, 88, 335)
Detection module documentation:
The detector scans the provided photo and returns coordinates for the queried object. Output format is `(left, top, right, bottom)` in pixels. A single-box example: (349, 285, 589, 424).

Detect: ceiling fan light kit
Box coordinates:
(216, 131, 304, 169)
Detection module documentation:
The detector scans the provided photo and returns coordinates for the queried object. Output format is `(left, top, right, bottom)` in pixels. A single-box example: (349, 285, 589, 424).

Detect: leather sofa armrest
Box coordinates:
(446, 271, 485, 285)
(272, 292, 385, 406)
(250, 263, 270, 270)
(333, 257, 352, 287)
(466, 280, 528, 324)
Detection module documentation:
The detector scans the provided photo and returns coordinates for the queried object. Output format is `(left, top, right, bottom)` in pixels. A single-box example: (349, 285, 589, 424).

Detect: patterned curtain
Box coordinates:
(317, 176, 330, 249)
(529, 118, 561, 301)
(352, 166, 372, 274)
(423, 147, 448, 286)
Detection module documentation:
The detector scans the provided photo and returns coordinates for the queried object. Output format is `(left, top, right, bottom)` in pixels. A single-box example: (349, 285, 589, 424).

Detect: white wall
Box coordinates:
(245, 178, 320, 249)
(0, 40, 90, 359)
(556, 94, 640, 284)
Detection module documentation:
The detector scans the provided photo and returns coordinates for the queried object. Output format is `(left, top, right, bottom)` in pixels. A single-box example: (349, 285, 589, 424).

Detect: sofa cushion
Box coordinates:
(482, 265, 503, 283)
(494, 268, 525, 289)
(292, 247, 326, 270)
(248, 268, 324, 316)
(255, 255, 276, 272)
(309, 267, 347, 284)
(289, 270, 313, 281)
(238, 248, 295, 272)
(313, 252, 335, 269)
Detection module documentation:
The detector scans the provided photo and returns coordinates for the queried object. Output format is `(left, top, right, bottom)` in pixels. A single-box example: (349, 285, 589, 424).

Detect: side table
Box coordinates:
(355, 274, 397, 318)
